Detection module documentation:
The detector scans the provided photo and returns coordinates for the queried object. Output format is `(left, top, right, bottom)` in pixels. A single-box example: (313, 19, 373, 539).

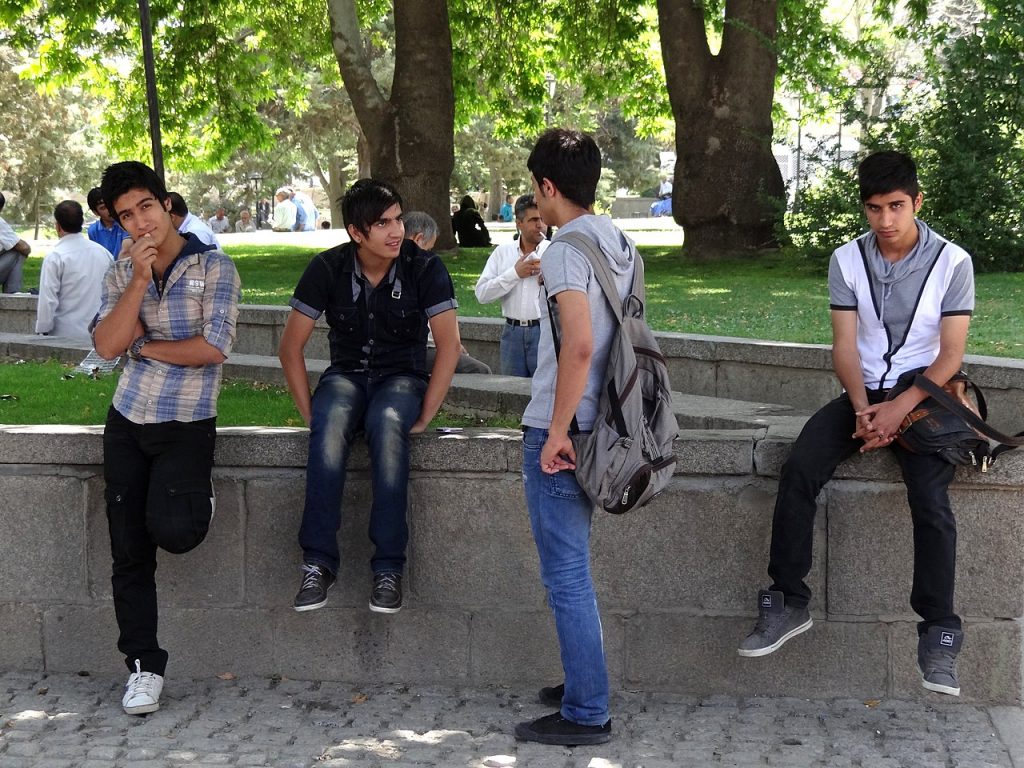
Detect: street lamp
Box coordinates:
(544, 72, 557, 125)
(248, 172, 263, 225)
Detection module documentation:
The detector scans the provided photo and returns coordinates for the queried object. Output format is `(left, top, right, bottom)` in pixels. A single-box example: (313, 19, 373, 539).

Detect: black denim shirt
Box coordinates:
(289, 240, 457, 380)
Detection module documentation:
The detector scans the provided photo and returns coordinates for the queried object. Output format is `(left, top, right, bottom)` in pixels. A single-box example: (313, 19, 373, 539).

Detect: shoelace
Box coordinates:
(300, 563, 325, 591)
(127, 660, 159, 697)
(375, 573, 400, 592)
(924, 650, 957, 678)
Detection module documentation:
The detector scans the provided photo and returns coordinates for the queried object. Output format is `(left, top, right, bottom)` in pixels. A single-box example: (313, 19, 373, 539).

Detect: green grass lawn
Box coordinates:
(0, 360, 520, 428)
(17, 242, 1024, 358)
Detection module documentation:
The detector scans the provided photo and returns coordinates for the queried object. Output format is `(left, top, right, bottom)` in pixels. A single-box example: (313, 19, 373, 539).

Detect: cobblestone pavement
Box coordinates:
(1, 672, 1021, 768)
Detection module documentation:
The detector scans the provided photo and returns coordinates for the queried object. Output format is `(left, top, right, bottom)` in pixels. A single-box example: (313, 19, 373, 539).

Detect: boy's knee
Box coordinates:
(148, 480, 214, 554)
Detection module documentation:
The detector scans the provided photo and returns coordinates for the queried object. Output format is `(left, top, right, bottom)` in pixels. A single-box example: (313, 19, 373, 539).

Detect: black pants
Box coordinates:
(103, 407, 216, 675)
(767, 391, 960, 634)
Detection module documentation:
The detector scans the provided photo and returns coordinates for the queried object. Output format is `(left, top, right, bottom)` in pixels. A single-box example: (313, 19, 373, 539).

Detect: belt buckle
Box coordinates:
(519, 319, 530, 327)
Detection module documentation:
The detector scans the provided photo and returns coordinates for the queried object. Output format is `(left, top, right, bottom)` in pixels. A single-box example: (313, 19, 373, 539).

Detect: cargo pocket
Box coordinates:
(150, 479, 214, 554)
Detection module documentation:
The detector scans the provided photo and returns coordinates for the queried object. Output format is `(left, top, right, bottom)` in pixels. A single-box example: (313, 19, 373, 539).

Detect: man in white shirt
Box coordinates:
(474, 193, 548, 376)
(168, 192, 220, 248)
(36, 200, 113, 340)
(207, 208, 231, 235)
(272, 188, 297, 232)
(235, 208, 257, 232)
(0, 191, 31, 293)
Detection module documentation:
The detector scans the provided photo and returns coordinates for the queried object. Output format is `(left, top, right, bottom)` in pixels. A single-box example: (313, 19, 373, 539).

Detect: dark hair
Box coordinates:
(0, 191, 6, 212)
(527, 128, 601, 209)
(54, 200, 84, 233)
(86, 187, 106, 214)
(341, 178, 403, 235)
(167, 192, 189, 217)
(459, 195, 476, 211)
(858, 151, 920, 202)
(514, 194, 537, 221)
(100, 162, 169, 219)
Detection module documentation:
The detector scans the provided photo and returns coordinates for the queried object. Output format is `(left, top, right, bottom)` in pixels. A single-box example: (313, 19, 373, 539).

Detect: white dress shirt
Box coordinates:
(474, 239, 549, 321)
(179, 212, 220, 248)
(35, 232, 113, 340)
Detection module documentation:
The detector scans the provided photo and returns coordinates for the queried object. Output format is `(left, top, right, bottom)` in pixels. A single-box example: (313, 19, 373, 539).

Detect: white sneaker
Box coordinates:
(122, 659, 163, 715)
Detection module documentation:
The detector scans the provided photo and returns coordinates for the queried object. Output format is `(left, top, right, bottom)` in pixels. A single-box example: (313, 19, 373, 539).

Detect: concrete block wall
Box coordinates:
(1, 425, 1023, 704)
(5, 296, 1021, 431)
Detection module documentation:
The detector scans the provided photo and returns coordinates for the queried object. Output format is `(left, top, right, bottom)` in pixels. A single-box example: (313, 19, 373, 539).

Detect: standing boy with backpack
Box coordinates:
(514, 128, 638, 746)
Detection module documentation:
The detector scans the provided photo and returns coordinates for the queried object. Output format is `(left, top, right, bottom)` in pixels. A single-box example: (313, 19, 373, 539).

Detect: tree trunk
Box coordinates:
(657, 0, 785, 258)
(327, 155, 346, 228)
(327, 0, 456, 249)
(488, 167, 502, 222)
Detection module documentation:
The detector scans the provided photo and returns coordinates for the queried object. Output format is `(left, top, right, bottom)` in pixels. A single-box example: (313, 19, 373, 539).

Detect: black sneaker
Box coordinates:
(538, 683, 564, 707)
(737, 589, 813, 657)
(293, 563, 335, 612)
(918, 626, 962, 696)
(369, 571, 402, 613)
(514, 712, 612, 746)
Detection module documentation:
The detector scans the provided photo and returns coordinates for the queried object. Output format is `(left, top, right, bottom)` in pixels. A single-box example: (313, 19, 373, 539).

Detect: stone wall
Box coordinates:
(5, 296, 1021, 432)
(1, 425, 1022, 704)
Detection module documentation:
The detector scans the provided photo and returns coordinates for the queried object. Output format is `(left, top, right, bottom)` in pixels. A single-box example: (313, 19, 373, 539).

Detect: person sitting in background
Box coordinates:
(403, 210, 491, 375)
(292, 190, 318, 231)
(207, 208, 231, 235)
(167, 192, 220, 248)
(451, 195, 491, 247)
(272, 188, 297, 232)
(235, 208, 257, 233)
(0, 191, 30, 293)
(87, 187, 130, 259)
(35, 200, 113, 341)
(499, 194, 514, 222)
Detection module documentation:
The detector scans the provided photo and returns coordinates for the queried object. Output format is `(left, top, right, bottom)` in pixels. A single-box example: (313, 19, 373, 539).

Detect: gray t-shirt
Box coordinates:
(522, 214, 637, 431)
(828, 220, 974, 368)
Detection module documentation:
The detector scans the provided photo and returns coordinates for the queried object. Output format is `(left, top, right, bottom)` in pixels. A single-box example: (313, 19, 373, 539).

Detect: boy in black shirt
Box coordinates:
(279, 179, 460, 613)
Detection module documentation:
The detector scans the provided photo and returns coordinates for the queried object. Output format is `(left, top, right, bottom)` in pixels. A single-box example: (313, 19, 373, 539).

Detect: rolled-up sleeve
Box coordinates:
(201, 253, 241, 355)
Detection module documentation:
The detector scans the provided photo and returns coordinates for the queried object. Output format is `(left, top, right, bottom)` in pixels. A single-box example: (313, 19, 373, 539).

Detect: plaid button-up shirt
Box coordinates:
(95, 235, 240, 424)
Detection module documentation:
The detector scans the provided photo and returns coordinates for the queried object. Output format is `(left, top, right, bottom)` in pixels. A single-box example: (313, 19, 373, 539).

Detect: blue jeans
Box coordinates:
(500, 322, 540, 377)
(522, 427, 609, 725)
(299, 370, 426, 575)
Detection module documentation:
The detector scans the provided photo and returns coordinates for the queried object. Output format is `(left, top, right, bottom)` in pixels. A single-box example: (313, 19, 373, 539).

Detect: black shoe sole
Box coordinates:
(514, 721, 611, 746)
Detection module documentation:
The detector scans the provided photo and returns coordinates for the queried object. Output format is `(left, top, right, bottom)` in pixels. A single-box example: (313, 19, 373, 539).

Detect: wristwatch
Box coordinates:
(128, 335, 149, 361)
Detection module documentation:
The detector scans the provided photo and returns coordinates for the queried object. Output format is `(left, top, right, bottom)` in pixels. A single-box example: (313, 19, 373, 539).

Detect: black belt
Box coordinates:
(506, 317, 540, 327)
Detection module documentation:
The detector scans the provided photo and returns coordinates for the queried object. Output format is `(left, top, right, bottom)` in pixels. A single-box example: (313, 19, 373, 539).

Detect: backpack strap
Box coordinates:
(555, 231, 645, 322)
(912, 374, 1024, 462)
(543, 229, 641, 435)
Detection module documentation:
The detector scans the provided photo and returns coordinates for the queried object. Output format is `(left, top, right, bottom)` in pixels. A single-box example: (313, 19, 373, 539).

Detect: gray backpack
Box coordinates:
(547, 232, 678, 514)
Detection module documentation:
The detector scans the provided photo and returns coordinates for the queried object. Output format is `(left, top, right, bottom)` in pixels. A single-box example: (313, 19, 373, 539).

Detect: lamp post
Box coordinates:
(544, 72, 556, 125)
(248, 172, 263, 226)
(138, 0, 164, 180)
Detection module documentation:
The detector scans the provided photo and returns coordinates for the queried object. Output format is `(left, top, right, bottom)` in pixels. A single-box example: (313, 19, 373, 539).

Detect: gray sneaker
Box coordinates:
(737, 589, 813, 657)
(918, 626, 962, 696)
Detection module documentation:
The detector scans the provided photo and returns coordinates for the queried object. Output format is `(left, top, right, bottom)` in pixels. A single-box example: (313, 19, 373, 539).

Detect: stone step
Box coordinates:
(1, 334, 814, 433)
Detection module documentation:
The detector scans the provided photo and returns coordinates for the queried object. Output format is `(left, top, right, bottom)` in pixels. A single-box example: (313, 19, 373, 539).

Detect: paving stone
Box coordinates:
(0, 672, 1017, 767)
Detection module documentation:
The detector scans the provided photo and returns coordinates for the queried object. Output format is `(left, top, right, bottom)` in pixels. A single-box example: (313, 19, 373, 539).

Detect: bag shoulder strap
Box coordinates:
(913, 374, 1024, 458)
(555, 231, 645, 323)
